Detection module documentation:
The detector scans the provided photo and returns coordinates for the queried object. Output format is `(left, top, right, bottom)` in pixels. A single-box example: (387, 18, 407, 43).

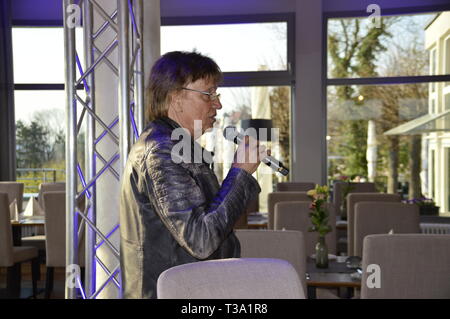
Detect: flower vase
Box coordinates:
(315, 235, 329, 269)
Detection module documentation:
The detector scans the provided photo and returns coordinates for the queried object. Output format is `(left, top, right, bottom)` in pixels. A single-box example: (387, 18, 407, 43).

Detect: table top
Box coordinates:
(306, 258, 361, 288)
(11, 218, 45, 226)
(247, 212, 268, 229)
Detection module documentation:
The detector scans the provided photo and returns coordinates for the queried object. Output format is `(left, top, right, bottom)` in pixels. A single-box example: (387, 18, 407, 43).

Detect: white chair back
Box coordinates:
(157, 258, 305, 299)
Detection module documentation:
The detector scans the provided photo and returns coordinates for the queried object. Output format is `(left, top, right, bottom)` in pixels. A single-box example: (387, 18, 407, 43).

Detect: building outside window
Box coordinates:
(326, 10, 450, 215)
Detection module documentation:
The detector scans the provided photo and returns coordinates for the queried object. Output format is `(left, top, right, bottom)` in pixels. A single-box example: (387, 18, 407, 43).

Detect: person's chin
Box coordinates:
(203, 125, 214, 133)
(204, 117, 216, 131)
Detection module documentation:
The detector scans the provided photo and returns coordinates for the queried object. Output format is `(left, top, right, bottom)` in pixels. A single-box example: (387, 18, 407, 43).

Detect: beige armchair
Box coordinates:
(361, 234, 450, 298)
(157, 258, 305, 299)
(235, 229, 307, 295)
(0, 193, 39, 298)
(353, 202, 420, 257)
(0, 182, 24, 215)
(267, 192, 310, 229)
(332, 181, 377, 219)
(37, 183, 65, 214)
(274, 201, 337, 257)
(43, 191, 85, 298)
(347, 193, 400, 256)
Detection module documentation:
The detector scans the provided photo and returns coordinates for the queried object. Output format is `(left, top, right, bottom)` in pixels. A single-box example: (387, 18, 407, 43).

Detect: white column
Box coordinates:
(366, 120, 377, 182)
(421, 136, 429, 197)
(293, 0, 324, 184)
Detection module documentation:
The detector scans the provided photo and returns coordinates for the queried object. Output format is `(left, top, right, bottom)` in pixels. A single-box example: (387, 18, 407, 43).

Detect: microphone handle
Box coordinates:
(231, 129, 289, 176)
(261, 156, 289, 176)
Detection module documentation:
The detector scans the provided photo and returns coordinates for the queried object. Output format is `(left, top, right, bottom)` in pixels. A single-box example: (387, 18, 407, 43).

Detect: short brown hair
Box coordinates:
(146, 51, 223, 121)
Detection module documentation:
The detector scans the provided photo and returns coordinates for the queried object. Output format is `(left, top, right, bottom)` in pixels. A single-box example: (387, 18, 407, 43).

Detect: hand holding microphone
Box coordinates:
(224, 126, 289, 176)
(231, 135, 268, 174)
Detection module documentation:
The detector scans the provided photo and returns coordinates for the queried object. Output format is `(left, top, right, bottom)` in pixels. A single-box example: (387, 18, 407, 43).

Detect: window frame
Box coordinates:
(161, 13, 296, 177)
(161, 13, 296, 87)
(12, 14, 296, 178)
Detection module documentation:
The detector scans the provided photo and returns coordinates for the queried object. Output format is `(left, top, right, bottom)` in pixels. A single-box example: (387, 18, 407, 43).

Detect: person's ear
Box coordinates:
(170, 91, 183, 113)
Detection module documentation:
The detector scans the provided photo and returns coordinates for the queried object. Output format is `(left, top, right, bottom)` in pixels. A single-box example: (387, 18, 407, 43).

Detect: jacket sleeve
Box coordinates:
(144, 139, 261, 260)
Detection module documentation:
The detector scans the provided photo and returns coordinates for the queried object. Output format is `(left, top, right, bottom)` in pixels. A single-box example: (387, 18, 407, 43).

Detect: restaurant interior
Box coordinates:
(0, 0, 450, 300)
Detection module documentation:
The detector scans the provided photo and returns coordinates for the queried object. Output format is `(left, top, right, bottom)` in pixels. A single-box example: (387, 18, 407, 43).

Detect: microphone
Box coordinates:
(223, 126, 289, 176)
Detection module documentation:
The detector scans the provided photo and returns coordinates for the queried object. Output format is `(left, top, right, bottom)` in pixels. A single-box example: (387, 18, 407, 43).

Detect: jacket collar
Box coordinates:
(157, 117, 215, 168)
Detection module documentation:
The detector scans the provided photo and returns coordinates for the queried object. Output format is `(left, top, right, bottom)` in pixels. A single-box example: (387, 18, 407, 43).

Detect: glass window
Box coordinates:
(12, 27, 84, 83)
(327, 12, 450, 79)
(198, 86, 290, 212)
(161, 22, 288, 72)
(200, 86, 291, 186)
(15, 90, 66, 193)
(14, 90, 87, 193)
(327, 83, 433, 193)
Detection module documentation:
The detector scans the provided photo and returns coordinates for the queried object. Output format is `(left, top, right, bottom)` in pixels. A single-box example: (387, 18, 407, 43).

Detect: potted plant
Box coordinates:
(307, 185, 332, 268)
(405, 197, 439, 216)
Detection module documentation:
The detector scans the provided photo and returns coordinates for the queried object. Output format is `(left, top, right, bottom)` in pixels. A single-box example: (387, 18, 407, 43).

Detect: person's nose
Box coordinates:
(212, 99, 222, 110)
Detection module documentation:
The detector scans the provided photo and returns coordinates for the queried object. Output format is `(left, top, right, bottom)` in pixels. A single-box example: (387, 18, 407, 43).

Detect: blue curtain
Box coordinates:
(0, 0, 16, 181)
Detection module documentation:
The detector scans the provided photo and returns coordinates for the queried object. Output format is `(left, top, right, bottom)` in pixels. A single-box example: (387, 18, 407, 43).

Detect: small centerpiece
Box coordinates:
(405, 197, 439, 216)
(307, 185, 332, 268)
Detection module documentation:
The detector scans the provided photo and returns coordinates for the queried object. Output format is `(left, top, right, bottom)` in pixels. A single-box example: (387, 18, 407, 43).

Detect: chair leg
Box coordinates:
(31, 258, 40, 298)
(45, 267, 54, 299)
(6, 263, 21, 298)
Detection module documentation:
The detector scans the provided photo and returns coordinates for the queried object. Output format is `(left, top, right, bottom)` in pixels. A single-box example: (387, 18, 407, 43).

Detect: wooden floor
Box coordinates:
(0, 263, 66, 299)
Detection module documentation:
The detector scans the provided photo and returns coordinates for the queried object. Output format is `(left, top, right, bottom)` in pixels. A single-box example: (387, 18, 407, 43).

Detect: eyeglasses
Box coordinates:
(181, 87, 221, 102)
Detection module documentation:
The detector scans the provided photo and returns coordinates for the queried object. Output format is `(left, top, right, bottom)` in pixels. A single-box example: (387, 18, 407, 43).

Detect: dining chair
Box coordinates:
(361, 234, 450, 298)
(235, 229, 307, 295)
(0, 193, 39, 298)
(43, 191, 85, 298)
(274, 201, 337, 257)
(353, 202, 420, 257)
(0, 182, 25, 215)
(37, 183, 66, 215)
(332, 181, 377, 219)
(157, 258, 305, 299)
(234, 198, 259, 229)
(267, 192, 310, 229)
(276, 182, 315, 192)
(347, 193, 401, 257)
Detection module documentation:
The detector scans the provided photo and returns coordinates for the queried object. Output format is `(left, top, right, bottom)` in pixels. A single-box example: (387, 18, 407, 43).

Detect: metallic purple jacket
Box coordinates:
(119, 117, 261, 298)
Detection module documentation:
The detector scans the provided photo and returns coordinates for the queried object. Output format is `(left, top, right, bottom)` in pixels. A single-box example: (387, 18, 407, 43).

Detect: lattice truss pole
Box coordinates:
(63, 0, 144, 299)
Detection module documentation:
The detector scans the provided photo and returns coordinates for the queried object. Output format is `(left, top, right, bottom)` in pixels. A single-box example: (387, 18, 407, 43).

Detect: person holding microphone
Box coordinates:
(120, 51, 266, 299)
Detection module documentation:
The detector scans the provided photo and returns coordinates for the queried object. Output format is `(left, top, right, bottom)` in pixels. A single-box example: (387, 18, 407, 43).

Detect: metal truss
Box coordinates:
(63, 0, 144, 299)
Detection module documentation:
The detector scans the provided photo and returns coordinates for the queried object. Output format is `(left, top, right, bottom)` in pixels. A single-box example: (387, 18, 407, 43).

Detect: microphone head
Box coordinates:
(223, 126, 240, 144)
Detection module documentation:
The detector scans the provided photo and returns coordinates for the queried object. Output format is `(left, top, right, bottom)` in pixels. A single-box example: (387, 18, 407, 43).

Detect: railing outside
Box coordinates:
(16, 168, 66, 194)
